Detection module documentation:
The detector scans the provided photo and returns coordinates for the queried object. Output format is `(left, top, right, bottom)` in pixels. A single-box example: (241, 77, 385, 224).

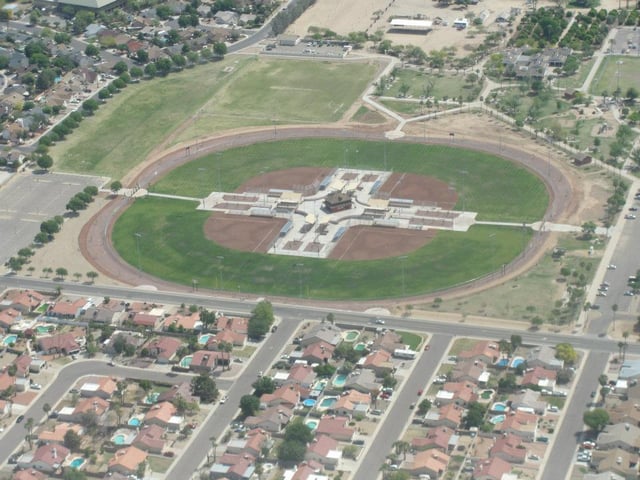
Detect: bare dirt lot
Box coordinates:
(204, 213, 287, 253)
(377, 172, 458, 209)
(236, 166, 333, 194)
(329, 225, 435, 260)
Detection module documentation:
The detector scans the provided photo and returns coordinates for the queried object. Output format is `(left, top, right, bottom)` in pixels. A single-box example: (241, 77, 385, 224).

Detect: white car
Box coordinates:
(220, 395, 228, 404)
(31, 383, 42, 390)
(374, 318, 385, 325)
(625, 214, 636, 220)
(607, 264, 617, 270)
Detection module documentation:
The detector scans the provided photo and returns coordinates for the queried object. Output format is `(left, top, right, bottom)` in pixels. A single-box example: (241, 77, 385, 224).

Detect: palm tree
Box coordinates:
(208, 436, 218, 464)
(622, 331, 630, 363)
(392, 440, 410, 460)
(86, 271, 99, 284)
(116, 380, 127, 405)
(24, 417, 34, 449)
(42, 403, 51, 417)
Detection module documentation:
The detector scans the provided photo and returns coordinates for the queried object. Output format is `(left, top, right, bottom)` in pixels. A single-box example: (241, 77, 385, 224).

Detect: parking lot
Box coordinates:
(611, 27, 640, 54)
(0, 171, 106, 269)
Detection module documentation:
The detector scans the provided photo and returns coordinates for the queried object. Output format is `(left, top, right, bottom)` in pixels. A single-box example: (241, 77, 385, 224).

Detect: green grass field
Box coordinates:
(150, 139, 549, 223)
(589, 55, 640, 96)
(383, 69, 482, 102)
(113, 197, 532, 300)
(51, 57, 377, 178)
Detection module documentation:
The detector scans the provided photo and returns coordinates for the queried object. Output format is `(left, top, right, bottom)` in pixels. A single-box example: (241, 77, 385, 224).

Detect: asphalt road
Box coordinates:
(353, 334, 452, 480)
(0, 172, 105, 268)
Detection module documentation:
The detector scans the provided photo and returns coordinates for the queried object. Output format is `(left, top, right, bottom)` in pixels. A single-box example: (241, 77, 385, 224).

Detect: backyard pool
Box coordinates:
(480, 389, 494, 400)
(180, 355, 193, 368)
(35, 325, 54, 335)
(305, 419, 319, 431)
(489, 415, 506, 425)
(128, 416, 143, 427)
(198, 334, 212, 345)
(112, 434, 127, 445)
(333, 374, 348, 387)
(343, 331, 359, 342)
(510, 357, 525, 369)
(144, 392, 160, 404)
(2, 334, 17, 346)
(69, 457, 85, 469)
(354, 343, 367, 352)
(303, 399, 317, 408)
(111, 430, 135, 446)
(490, 402, 508, 413)
(318, 396, 338, 409)
(495, 358, 509, 368)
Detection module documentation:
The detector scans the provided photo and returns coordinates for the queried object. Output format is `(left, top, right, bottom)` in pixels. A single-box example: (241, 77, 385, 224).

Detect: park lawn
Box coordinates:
(558, 57, 596, 90)
(50, 56, 247, 178)
(171, 58, 377, 145)
(150, 139, 549, 223)
(112, 197, 532, 300)
(350, 106, 387, 124)
(589, 55, 640, 96)
(384, 69, 482, 101)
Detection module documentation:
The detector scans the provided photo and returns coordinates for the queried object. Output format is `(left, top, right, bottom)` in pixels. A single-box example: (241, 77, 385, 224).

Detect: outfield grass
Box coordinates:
(589, 55, 640, 96)
(151, 139, 548, 223)
(51, 57, 377, 178)
(113, 197, 533, 300)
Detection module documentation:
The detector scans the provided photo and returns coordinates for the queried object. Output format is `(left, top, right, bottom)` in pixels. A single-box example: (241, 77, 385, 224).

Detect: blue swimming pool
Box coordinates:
(70, 457, 85, 469)
(333, 374, 348, 387)
(305, 419, 318, 430)
(180, 355, 193, 368)
(510, 357, 525, 369)
(491, 402, 508, 413)
(319, 396, 338, 409)
(198, 334, 212, 345)
(2, 334, 17, 346)
(112, 434, 127, 445)
(303, 399, 317, 408)
(128, 417, 141, 427)
(496, 358, 509, 368)
(144, 392, 160, 404)
(490, 414, 506, 425)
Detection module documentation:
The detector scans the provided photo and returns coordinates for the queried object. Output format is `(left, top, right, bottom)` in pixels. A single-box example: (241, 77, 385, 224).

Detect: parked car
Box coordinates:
(16, 415, 25, 423)
(220, 395, 228, 404)
(30, 383, 42, 390)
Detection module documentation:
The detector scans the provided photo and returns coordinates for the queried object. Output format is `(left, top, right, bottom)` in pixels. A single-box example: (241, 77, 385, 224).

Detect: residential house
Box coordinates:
(526, 346, 564, 370)
(144, 401, 182, 431)
(37, 333, 81, 355)
(104, 331, 145, 355)
(435, 381, 477, 406)
(260, 385, 300, 410)
(590, 448, 639, 478)
(344, 369, 380, 394)
(59, 396, 110, 423)
(359, 350, 393, 377)
(165, 311, 202, 331)
(144, 336, 183, 364)
(333, 390, 370, 417)
(451, 359, 490, 384)
(244, 405, 292, 433)
(209, 453, 255, 480)
(17, 444, 70, 473)
(411, 426, 457, 452)
(108, 446, 148, 476)
(47, 298, 86, 319)
(133, 424, 165, 454)
(190, 350, 227, 373)
(316, 415, 355, 442)
(457, 340, 500, 365)
(216, 315, 249, 335)
(300, 324, 342, 347)
(306, 434, 341, 469)
(226, 428, 270, 458)
(371, 330, 405, 354)
(282, 464, 329, 480)
(79, 376, 117, 399)
(158, 381, 197, 404)
(473, 456, 512, 480)
(81, 299, 126, 325)
(13, 355, 32, 378)
(520, 366, 557, 390)
(619, 360, 640, 380)
(208, 328, 246, 349)
(510, 389, 547, 415)
(132, 312, 164, 330)
(13, 469, 47, 480)
(0, 372, 16, 394)
(608, 400, 640, 427)
(596, 423, 640, 452)
(403, 449, 450, 478)
(490, 434, 527, 463)
(239, 13, 257, 25)
(301, 341, 335, 364)
(38, 423, 84, 445)
(499, 410, 538, 441)
(0, 289, 45, 313)
(583, 472, 625, 480)
(0, 308, 22, 331)
(283, 364, 317, 389)
(214, 10, 239, 25)
(423, 403, 464, 429)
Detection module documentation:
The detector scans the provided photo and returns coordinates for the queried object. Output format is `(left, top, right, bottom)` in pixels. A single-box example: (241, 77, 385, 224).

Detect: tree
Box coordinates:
(55, 267, 68, 279)
(463, 402, 487, 428)
(113, 60, 128, 75)
(277, 439, 307, 463)
(200, 309, 216, 331)
(40, 219, 61, 235)
(191, 373, 218, 403)
(86, 271, 98, 283)
(73, 272, 82, 282)
(110, 180, 122, 193)
(581, 221, 597, 240)
(42, 403, 51, 416)
(240, 394, 260, 418)
(63, 469, 87, 480)
(626, 87, 639, 103)
(583, 408, 609, 431)
(252, 376, 275, 397)
(510, 334, 522, 351)
(213, 42, 227, 57)
(417, 398, 432, 415)
(248, 300, 274, 338)
(66, 196, 86, 213)
(25, 417, 34, 448)
(393, 440, 411, 460)
(36, 154, 53, 171)
(135, 49, 149, 64)
(64, 429, 82, 450)
(85, 44, 99, 57)
(314, 363, 336, 377)
(555, 343, 577, 364)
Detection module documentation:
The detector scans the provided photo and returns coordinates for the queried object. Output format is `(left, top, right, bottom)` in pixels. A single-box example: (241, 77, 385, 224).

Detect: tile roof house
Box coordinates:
(144, 401, 182, 431)
(451, 359, 490, 384)
(510, 389, 547, 415)
(473, 456, 512, 480)
(526, 345, 564, 370)
(164, 311, 201, 331)
(208, 328, 246, 349)
(37, 333, 81, 355)
(411, 426, 457, 452)
(104, 331, 146, 355)
(343, 369, 380, 394)
(0, 289, 45, 313)
(190, 350, 227, 373)
(590, 448, 639, 478)
(499, 410, 538, 441)
(0, 308, 22, 331)
(521, 366, 557, 389)
(457, 340, 500, 365)
(423, 403, 464, 429)
(14, 354, 32, 378)
(306, 434, 342, 469)
(226, 428, 270, 458)
(300, 324, 342, 347)
(283, 464, 329, 480)
(47, 298, 86, 319)
(38, 423, 84, 445)
(284, 364, 317, 388)
(371, 330, 405, 354)
(17, 444, 70, 473)
(158, 381, 198, 404)
(108, 446, 148, 476)
(260, 385, 300, 409)
(216, 316, 249, 334)
(583, 472, 625, 480)
(403, 449, 450, 478)
(13, 469, 47, 480)
(63, 396, 110, 422)
(209, 453, 255, 480)
(490, 434, 527, 463)
(333, 390, 371, 417)
(144, 336, 183, 364)
(132, 312, 164, 330)
(0, 372, 16, 393)
(359, 349, 393, 376)
(316, 415, 355, 442)
(133, 424, 166, 454)
(596, 423, 640, 452)
(244, 405, 292, 433)
(79, 376, 117, 399)
(608, 399, 640, 427)
(301, 341, 335, 364)
(435, 381, 477, 406)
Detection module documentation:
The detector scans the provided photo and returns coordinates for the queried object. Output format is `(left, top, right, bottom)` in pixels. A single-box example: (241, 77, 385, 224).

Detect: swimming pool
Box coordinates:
(490, 402, 508, 413)
(303, 399, 317, 408)
(489, 414, 506, 425)
(112, 434, 127, 445)
(144, 392, 160, 404)
(333, 374, 348, 387)
(318, 396, 338, 409)
(35, 325, 53, 335)
(510, 357, 525, 369)
(198, 334, 212, 345)
(480, 389, 494, 400)
(495, 358, 509, 368)
(354, 343, 367, 352)
(343, 331, 359, 342)
(128, 416, 142, 427)
(180, 355, 193, 368)
(2, 334, 17, 346)
(305, 419, 319, 430)
(69, 457, 85, 469)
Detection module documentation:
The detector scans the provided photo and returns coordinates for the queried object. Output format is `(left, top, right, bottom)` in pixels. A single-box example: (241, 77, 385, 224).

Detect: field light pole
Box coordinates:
(459, 170, 468, 212)
(134, 233, 142, 274)
(216, 256, 224, 289)
(296, 263, 304, 298)
(399, 256, 408, 296)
